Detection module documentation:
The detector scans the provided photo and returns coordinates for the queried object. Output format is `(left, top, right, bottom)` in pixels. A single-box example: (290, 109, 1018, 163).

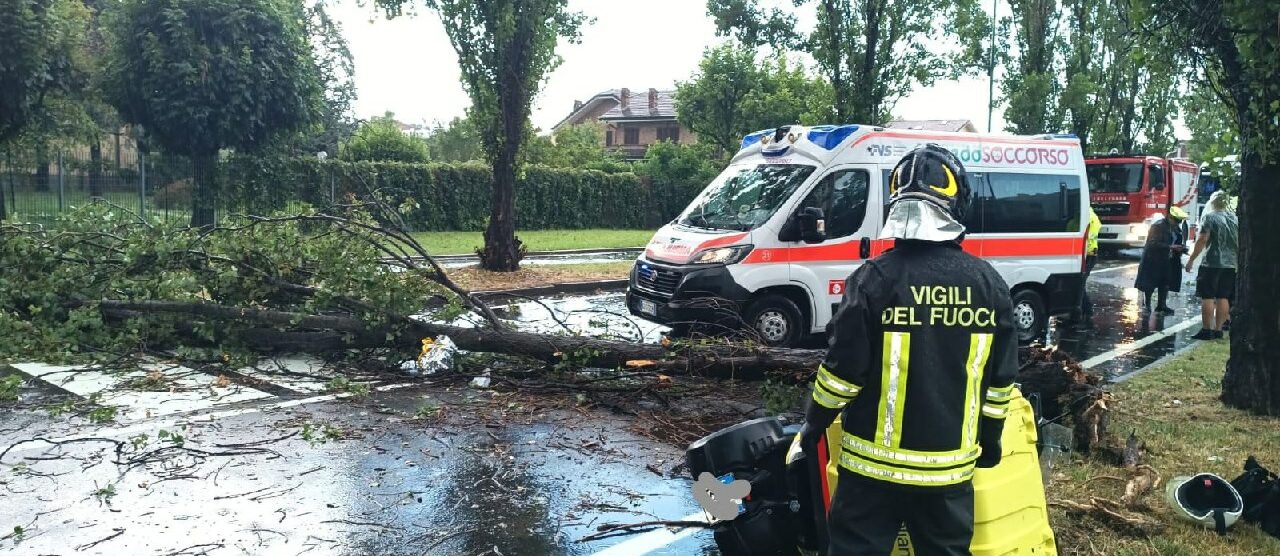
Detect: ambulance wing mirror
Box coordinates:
(860, 237, 871, 259)
(797, 207, 826, 244)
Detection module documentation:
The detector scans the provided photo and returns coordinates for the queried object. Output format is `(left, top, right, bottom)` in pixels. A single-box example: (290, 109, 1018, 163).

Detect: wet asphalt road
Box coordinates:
(0, 252, 1215, 555)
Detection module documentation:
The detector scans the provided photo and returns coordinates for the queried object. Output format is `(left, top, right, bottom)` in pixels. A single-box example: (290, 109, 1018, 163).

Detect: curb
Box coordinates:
(433, 247, 643, 263)
(474, 279, 629, 299)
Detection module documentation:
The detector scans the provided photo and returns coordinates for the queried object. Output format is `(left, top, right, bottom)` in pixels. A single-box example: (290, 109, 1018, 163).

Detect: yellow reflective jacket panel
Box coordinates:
(815, 240, 1019, 489)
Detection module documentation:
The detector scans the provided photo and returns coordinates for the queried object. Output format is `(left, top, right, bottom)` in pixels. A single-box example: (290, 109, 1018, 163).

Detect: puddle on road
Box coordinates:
(0, 387, 715, 556)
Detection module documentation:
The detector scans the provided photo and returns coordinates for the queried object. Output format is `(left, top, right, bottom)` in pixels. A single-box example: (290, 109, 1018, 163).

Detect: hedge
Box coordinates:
(221, 156, 701, 231)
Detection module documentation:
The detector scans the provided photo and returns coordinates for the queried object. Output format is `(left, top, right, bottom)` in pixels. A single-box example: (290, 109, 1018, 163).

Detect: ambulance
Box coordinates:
(627, 124, 1091, 346)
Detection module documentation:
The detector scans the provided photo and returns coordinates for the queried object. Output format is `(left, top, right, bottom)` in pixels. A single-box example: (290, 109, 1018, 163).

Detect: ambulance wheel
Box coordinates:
(1012, 289, 1046, 343)
(744, 295, 805, 347)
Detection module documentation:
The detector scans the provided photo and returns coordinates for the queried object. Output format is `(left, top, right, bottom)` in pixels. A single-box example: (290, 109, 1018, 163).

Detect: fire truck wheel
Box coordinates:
(1011, 289, 1047, 343)
(743, 294, 805, 348)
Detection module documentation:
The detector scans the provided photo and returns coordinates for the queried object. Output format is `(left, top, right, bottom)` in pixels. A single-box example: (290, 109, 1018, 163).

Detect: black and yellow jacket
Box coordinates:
(811, 239, 1018, 489)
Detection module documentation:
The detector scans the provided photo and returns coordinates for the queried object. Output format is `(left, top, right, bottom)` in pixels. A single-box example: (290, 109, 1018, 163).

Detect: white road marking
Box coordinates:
(2, 381, 418, 456)
(11, 362, 273, 420)
(590, 511, 711, 556)
(1090, 262, 1139, 275)
(1080, 316, 1200, 369)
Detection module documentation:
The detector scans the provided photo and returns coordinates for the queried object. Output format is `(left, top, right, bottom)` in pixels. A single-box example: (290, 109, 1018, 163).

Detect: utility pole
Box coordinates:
(987, 0, 998, 132)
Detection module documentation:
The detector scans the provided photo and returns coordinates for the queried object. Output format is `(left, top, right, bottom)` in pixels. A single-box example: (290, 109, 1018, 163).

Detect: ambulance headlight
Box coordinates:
(690, 244, 754, 265)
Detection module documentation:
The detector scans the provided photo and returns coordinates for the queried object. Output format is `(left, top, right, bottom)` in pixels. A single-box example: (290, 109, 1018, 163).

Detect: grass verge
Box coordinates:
(1047, 340, 1280, 555)
(449, 262, 631, 292)
(409, 229, 653, 256)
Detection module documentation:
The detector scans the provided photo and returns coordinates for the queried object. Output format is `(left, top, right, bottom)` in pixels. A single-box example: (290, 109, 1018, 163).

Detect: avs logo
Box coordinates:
(867, 144, 908, 158)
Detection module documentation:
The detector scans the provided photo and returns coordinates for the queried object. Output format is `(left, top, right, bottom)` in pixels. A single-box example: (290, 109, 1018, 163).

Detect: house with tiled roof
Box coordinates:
(554, 88, 697, 159)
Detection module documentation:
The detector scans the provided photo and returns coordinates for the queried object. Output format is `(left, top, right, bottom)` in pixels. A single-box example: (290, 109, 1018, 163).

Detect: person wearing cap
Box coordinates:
(1134, 206, 1189, 315)
(798, 144, 1017, 555)
(1185, 190, 1238, 339)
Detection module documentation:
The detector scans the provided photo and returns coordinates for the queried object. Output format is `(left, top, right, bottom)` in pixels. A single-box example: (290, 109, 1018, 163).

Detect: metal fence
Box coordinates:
(0, 146, 195, 224)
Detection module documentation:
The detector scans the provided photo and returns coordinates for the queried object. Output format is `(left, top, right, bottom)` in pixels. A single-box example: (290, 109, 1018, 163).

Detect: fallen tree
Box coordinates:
(0, 197, 821, 381)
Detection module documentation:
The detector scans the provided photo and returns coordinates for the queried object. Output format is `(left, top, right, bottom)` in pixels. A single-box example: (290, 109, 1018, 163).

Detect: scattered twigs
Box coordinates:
(1050, 497, 1163, 534)
(75, 527, 126, 551)
(577, 519, 712, 543)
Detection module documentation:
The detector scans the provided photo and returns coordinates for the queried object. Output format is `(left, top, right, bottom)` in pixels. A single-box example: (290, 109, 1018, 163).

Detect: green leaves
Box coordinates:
(102, 0, 322, 156)
(341, 116, 430, 164)
(676, 44, 834, 154)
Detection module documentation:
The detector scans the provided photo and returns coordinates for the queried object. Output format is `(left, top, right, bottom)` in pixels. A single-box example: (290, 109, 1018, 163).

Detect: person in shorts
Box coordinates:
(1185, 191, 1238, 340)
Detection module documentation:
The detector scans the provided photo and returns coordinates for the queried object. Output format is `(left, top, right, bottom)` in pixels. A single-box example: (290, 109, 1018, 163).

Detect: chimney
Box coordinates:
(648, 88, 658, 110)
(620, 88, 630, 110)
(573, 100, 584, 112)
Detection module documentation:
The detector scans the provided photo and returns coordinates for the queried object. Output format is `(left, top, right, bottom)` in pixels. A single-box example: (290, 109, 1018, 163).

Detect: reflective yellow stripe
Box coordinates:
(817, 365, 861, 397)
(982, 404, 1008, 419)
(839, 451, 974, 487)
(986, 384, 1014, 402)
(842, 434, 980, 468)
(876, 331, 911, 447)
(963, 333, 992, 446)
(812, 383, 847, 409)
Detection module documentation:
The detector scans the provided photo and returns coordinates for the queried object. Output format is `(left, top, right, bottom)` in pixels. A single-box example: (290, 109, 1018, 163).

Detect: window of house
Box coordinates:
(657, 127, 680, 142)
(798, 169, 870, 240)
(606, 131, 614, 147)
(624, 128, 640, 145)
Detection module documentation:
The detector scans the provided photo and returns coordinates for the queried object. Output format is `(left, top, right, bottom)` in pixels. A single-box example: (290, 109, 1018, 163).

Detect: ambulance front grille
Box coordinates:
(635, 262, 681, 297)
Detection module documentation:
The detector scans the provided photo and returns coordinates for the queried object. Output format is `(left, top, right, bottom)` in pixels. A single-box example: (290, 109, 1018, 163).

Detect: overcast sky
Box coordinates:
(331, 1, 1013, 134)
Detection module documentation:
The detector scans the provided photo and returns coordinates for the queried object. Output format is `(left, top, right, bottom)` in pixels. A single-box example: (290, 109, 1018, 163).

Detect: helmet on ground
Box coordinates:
(887, 144, 973, 224)
(1165, 473, 1244, 535)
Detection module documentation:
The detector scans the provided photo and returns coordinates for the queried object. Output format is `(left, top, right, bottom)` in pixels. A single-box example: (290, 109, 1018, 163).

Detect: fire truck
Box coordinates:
(1085, 154, 1200, 252)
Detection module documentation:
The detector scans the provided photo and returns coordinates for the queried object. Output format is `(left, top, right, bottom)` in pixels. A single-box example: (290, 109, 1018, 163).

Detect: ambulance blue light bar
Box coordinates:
(806, 125, 860, 150)
(740, 129, 775, 150)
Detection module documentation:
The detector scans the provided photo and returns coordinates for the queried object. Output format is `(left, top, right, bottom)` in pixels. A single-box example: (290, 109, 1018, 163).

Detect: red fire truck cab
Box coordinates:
(1086, 155, 1199, 252)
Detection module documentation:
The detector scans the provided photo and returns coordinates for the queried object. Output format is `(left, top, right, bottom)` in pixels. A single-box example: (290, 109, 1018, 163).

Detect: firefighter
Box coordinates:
(799, 144, 1019, 555)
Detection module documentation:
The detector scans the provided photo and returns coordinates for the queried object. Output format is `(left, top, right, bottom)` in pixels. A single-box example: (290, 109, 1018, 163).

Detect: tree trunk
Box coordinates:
(479, 151, 522, 271)
(88, 141, 104, 199)
(1222, 155, 1280, 414)
(96, 299, 825, 379)
(191, 152, 218, 229)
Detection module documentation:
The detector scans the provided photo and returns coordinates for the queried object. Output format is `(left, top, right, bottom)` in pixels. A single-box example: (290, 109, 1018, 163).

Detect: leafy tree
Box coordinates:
(423, 117, 483, 163)
(302, 0, 358, 156)
(1000, 0, 1063, 135)
(374, 0, 586, 271)
(1003, 0, 1186, 153)
(0, 0, 88, 219)
(103, 0, 323, 228)
(1153, 0, 1280, 414)
(341, 116, 429, 164)
(708, 0, 989, 124)
(1185, 84, 1240, 192)
(676, 43, 834, 154)
(524, 122, 626, 171)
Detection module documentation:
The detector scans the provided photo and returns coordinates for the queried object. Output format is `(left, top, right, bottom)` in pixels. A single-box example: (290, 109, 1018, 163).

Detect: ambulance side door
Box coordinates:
(785, 166, 876, 332)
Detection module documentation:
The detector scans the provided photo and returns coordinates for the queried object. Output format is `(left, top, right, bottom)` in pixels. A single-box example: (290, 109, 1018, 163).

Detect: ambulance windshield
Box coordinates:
(678, 164, 817, 231)
(1087, 163, 1144, 193)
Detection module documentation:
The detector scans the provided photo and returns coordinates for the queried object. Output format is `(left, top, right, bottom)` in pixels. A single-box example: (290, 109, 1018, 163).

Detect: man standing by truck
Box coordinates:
(800, 145, 1019, 555)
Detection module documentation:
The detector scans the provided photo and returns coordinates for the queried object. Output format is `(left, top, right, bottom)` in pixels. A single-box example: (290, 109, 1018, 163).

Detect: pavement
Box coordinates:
(0, 252, 1221, 556)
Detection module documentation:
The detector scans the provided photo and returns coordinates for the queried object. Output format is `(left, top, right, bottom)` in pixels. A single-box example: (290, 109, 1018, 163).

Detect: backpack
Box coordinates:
(1230, 456, 1280, 539)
